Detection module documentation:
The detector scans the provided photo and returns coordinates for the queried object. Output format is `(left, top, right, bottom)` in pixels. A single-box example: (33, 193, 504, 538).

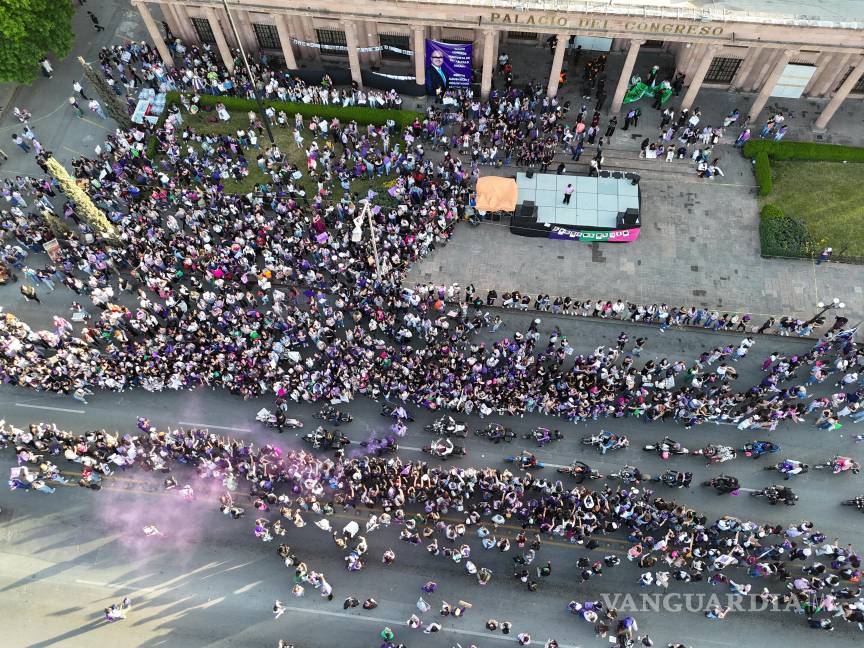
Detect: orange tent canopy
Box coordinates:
(475, 176, 517, 213)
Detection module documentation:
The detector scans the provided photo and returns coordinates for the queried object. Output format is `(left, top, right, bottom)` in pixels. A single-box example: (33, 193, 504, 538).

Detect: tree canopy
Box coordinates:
(0, 0, 75, 83)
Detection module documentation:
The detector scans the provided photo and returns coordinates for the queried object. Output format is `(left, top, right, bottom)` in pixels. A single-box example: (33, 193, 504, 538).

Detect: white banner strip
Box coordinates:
(369, 71, 416, 81)
(290, 38, 413, 56)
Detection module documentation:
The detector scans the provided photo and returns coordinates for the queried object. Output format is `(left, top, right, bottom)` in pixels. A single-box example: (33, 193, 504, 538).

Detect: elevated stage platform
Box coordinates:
(510, 171, 642, 243)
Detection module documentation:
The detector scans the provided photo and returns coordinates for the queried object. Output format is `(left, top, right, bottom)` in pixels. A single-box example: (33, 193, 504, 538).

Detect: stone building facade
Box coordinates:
(133, 0, 864, 129)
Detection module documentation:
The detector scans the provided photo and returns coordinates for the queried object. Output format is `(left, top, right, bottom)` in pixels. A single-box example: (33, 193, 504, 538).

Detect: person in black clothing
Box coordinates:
(605, 117, 617, 144)
(88, 11, 105, 32)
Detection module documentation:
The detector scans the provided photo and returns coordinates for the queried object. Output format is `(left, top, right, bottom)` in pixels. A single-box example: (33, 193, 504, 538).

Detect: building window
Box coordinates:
(643, 40, 664, 48)
(836, 66, 864, 94)
(253, 23, 281, 50)
(379, 33, 410, 61)
(704, 57, 742, 85)
(191, 17, 216, 44)
(507, 31, 537, 41)
(316, 28, 348, 57)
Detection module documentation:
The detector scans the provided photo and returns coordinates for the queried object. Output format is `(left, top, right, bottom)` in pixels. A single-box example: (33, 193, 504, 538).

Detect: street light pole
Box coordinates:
(361, 201, 382, 284)
(804, 297, 845, 327)
(221, 0, 275, 145)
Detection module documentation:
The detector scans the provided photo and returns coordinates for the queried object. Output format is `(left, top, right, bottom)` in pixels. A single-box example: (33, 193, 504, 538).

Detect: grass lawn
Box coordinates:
(768, 160, 864, 257)
(176, 110, 394, 202)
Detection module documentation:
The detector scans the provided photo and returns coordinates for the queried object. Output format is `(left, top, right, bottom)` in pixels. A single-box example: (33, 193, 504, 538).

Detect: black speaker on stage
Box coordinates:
(616, 209, 640, 228)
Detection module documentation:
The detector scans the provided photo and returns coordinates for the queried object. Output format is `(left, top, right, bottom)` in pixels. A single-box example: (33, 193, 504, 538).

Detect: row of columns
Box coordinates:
(133, 1, 864, 128)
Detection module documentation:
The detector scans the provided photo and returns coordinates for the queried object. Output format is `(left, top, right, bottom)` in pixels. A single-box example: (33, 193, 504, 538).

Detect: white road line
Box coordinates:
(15, 403, 85, 414)
(177, 421, 251, 432)
(74, 578, 157, 592)
(399, 445, 423, 452)
(275, 604, 584, 648)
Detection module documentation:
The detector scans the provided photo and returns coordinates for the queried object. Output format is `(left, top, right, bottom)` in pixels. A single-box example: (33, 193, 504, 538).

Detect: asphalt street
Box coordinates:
(2, 313, 863, 648)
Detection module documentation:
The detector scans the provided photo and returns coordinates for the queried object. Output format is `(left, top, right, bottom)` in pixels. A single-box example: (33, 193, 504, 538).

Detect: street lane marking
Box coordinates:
(75, 578, 157, 592)
(272, 604, 584, 647)
(15, 403, 85, 414)
(177, 421, 251, 432)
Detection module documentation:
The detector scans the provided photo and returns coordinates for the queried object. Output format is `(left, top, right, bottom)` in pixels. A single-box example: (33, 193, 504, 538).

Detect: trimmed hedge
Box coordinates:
(164, 91, 422, 129)
(759, 203, 812, 258)
(753, 151, 772, 196)
(744, 140, 864, 163)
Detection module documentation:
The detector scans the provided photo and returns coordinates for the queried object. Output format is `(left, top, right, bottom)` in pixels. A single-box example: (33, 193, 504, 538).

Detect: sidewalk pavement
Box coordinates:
(0, 0, 147, 180)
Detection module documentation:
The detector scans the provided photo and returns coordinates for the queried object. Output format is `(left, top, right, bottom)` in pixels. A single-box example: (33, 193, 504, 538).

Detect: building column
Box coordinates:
(610, 39, 643, 114)
(546, 33, 569, 97)
(234, 10, 256, 53)
(170, 4, 196, 45)
(133, 1, 174, 67)
(343, 22, 363, 88)
(480, 29, 496, 100)
(815, 55, 864, 130)
(274, 14, 297, 69)
(748, 49, 795, 120)
(729, 46, 759, 91)
(362, 21, 381, 67)
(298, 16, 319, 62)
(680, 46, 718, 109)
(413, 26, 426, 89)
(204, 7, 234, 72)
(816, 53, 853, 98)
(804, 52, 835, 97)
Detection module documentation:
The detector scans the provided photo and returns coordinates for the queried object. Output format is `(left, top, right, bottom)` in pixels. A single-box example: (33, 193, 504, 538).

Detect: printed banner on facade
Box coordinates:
(424, 39, 473, 94)
(548, 226, 641, 243)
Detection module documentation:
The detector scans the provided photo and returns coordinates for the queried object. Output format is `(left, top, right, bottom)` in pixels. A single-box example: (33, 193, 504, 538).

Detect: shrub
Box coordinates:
(759, 203, 812, 258)
(744, 140, 864, 163)
(164, 91, 422, 128)
(753, 151, 772, 196)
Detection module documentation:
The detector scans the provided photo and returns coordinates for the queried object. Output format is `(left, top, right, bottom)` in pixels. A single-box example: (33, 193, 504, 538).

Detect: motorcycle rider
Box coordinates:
(832, 456, 861, 474)
(709, 475, 739, 494)
(569, 460, 595, 483)
(656, 436, 684, 458)
(433, 437, 454, 458)
(776, 459, 808, 479)
(518, 450, 539, 468)
(765, 484, 796, 504)
(599, 432, 624, 454)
